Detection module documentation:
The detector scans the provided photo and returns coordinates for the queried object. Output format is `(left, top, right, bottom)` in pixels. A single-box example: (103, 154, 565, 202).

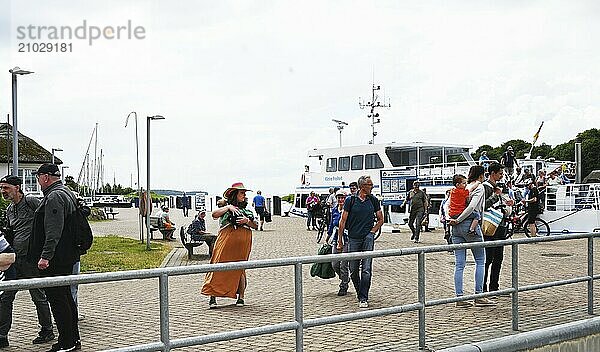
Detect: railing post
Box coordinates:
(588, 236, 594, 315)
(159, 273, 170, 351)
(511, 243, 519, 331)
(294, 263, 304, 352)
(418, 252, 426, 350)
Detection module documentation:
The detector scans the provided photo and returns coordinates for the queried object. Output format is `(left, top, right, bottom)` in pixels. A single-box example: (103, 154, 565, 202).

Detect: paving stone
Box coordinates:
(4, 207, 599, 351)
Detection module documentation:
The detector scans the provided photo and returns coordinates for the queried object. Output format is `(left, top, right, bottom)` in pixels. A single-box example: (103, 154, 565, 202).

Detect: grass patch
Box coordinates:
(81, 235, 172, 273)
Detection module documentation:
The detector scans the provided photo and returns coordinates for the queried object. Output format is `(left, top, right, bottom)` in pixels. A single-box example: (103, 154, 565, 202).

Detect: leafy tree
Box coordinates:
(281, 194, 295, 203)
(531, 143, 552, 159)
(549, 128, 600, 179)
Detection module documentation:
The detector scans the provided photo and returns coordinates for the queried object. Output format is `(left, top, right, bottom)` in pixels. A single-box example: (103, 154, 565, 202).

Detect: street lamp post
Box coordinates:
(332, 119, 348, 148)
(61, 166, 69, 182)
(146, 115, 165, 250)
(125, 112, 143, 242)
(52, 147, 63, 164)
(9, 66, 34, 176)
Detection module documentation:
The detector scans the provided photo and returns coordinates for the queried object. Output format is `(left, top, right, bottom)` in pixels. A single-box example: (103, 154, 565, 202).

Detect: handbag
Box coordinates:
(310, 244, 336, 279)
(482, 207, 503, 237)
(264, 209, 272, 223)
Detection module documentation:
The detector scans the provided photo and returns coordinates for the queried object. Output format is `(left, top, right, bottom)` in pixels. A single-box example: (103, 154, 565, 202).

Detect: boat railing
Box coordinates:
(545, 183, 600, 211)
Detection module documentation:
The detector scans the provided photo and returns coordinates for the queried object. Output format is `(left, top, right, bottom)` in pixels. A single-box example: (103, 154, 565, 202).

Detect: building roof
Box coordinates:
(0, 123, 63, 164)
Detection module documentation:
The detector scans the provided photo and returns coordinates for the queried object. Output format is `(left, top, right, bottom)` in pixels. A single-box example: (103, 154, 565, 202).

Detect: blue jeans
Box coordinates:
(451, 223, 485, 296)
(348, 232, 375, 302)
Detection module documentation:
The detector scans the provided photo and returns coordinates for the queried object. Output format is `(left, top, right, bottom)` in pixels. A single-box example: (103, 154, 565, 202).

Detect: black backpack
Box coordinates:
(56, 189, 94, 255)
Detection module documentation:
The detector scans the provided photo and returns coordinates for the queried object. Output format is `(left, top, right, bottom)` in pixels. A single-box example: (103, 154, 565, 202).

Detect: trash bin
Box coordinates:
(273, 196, 281, 216)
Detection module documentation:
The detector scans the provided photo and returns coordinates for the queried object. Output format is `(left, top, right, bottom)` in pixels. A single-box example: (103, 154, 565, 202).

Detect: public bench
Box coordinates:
(149, 216, 175, 240)
(179, 226, 217, 259)
(103, 207, 119, 220)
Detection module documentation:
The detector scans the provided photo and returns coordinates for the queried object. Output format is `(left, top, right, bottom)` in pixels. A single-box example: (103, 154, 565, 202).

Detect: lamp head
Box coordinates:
(148, 115, 165, 120)
(9, 67, 34, 75)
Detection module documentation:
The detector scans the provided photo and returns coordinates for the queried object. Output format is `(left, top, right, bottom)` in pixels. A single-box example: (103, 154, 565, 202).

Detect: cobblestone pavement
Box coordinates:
(5, 207, 600, 351)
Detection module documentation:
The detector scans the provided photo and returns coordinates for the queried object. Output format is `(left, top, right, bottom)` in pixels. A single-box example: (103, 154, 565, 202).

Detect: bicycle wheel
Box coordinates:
(524, 218, 551, 237)
(316, 220, 325, 243)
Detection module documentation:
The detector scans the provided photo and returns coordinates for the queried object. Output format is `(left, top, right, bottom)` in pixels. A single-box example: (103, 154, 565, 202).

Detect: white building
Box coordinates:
(0, 123, 63, 196)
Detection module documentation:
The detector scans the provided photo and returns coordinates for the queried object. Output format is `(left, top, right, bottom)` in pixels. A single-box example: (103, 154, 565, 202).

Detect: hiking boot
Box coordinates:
(455, 300, 473, 308)
(358, 301, 369, 308)
(236, 298, 245, 307)
(474, 297, 497, 306)
(0, 337, 8, 348)
(209, 296, 217, 309)
(33, 331, 55, 344)
(337, 288, 347, 296)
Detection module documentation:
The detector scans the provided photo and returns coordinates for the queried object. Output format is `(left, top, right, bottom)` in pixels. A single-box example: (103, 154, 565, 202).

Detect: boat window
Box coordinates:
(365, 153, 384, 169)
(444, 147, 470, 163)
(338, 156, 350, 171)
(300, 194, 309, 208)
(351, 155, 364, 170)
(326, 158, 337, 172)
(295, 194, 301, 208)
(446, 153, 466, 163)
(385, 147, 417, 167)
(419, 147, 443, 165)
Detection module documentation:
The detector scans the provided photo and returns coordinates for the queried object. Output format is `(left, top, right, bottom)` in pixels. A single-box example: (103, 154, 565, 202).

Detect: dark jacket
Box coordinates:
(28, 181, 79, 266)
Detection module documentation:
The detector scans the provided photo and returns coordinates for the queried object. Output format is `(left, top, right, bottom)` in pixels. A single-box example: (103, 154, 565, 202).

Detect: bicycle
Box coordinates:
(505, 204, 550, 239)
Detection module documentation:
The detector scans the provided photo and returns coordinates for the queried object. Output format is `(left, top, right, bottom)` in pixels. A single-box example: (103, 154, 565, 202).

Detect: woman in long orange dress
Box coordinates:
(201, 182, 258, 308)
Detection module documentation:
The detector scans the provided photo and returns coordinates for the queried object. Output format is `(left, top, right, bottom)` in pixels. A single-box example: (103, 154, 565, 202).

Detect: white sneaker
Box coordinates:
(358, 301, 369, 308)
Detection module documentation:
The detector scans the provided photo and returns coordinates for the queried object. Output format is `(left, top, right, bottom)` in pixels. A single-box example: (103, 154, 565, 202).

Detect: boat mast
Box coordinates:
(359, 83, 390, 144)
(76, 124, 98, 196)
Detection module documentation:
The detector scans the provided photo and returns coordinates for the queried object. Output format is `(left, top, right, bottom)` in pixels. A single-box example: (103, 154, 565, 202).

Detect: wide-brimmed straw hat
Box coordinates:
(223, 182, 251, 198)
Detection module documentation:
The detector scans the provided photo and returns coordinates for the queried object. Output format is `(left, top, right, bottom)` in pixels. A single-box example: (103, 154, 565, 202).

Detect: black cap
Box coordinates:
(32, 163, 61, 177)
(0, 175, 22, 186)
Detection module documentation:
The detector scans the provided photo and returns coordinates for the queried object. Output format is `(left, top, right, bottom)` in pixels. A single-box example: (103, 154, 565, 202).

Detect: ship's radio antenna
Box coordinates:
(332, 119, 348, 147)
(359, 83, 391, 144)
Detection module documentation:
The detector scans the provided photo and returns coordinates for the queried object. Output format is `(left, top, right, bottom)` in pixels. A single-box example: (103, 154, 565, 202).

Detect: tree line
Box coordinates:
(472, 128, 600, 179)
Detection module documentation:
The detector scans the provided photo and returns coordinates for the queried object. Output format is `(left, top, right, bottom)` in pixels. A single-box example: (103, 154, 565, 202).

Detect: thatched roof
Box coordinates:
(0, 123, 62, 164)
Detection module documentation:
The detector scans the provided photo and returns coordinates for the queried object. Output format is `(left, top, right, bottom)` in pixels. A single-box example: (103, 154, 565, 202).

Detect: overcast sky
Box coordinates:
(2, 0, 599, 196)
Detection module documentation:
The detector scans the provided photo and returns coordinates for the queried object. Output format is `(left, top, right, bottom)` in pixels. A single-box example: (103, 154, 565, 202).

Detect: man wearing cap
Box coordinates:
(0, 175, 55, 347)
(328, 190, 350, 296)
(28, 164, 80, 352)
(157, 206, 175, 240)
(500, 146, 519, 179)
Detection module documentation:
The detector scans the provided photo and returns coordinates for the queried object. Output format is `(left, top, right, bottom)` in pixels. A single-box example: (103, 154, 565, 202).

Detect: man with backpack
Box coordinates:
(29, 164, 81, 352)
(337, 176, 383, 308)
(0, 175, 54, 348)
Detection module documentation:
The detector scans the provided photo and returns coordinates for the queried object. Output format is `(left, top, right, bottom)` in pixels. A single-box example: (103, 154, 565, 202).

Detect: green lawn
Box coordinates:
(81, 235, 172, 273)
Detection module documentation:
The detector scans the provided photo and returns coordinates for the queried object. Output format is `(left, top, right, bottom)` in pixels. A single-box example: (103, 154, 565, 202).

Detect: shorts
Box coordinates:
(527, 209, 539, 224)
(255, 206, 265, 221)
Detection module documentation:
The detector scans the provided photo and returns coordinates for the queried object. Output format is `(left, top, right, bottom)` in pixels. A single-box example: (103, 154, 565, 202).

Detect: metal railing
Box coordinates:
(1, 232, 599, 351)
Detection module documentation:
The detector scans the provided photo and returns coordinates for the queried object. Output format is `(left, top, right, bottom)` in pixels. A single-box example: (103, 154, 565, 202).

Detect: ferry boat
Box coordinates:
(292, 142, 475, 227)
(292, 143, 600, 234)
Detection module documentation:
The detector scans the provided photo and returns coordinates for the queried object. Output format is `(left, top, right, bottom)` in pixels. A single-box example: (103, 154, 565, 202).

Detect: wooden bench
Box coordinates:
(149, 216, 175, 240)
(179, 226, 217, 259)
(103, 207, 119, 220)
